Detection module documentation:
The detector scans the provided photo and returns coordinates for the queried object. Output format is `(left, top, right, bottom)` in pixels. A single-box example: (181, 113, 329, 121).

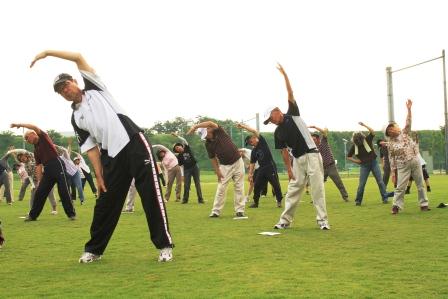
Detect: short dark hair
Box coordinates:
(172, 143, 184, 153)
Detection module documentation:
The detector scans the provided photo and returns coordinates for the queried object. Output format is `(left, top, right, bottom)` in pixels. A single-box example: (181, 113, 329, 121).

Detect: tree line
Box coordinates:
(1, 117, 446, 173)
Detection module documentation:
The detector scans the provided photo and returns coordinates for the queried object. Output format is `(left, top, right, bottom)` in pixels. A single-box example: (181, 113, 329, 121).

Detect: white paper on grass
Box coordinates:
(258, 232, 281, 236)
(233, 216, 249, 220)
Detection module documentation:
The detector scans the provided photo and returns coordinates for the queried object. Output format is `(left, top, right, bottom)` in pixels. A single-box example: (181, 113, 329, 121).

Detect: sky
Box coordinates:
(1, 0, 447, 136)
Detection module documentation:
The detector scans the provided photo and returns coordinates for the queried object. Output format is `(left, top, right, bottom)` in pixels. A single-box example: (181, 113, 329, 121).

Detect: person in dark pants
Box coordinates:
(377, 139, 392, 188)
(237, 123, 283, 208)
(309, 126, 349, 202)
(172, 133, 204, 204)
(73, 153, 98, 198)
(30, 50, 173, 263)
(10, 123, 76, 220)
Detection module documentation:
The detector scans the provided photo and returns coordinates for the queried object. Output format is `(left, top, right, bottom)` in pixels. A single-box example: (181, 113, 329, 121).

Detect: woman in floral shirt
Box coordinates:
(385, 99, 430, 214)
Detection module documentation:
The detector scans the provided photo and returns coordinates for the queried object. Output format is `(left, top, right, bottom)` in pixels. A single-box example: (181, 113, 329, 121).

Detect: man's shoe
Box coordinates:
(405, 188, 410, 194)
(121, 209, 134, 213)
(69, 216, 76, 221)
(427, 186, 431, 192)
(235, 212, 245, 217)
(391, 205, 399, 215)
(318, 221, 331, 230)
(51, 210, 58, 215)
(382, 199, 389, 204)
(158, 247, 173, 262)
(209, 213, 219, 218)
(355, 201, 361, 206)
(24, 216, 36, 222)
(387, 191, 394, 198)
(79, 252, 102, 263)
(437, 203, 447, 208)
(420, 206, 431, 212)
(181, 201, 188, 204)
(343, 198, 349, 202)
(198, 200, 205, 204)
(249, 203, 258, 208)
(273, 223, 290, 229)
(276, 201, 282, 208)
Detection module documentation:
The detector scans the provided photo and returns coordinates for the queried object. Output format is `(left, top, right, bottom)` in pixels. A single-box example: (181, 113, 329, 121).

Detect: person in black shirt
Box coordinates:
(237, 123, 282, 208)
(172, 133, 204, 204)
(347, 122, 394, 206)
(263, 63, 330, 230)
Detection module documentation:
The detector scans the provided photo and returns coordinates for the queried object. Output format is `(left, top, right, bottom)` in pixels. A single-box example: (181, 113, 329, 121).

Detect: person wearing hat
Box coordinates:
(385, 99, 430, 214)
(347, 122, 394, 206)
(29, 50, 173, 263)
(9, 123, 75, 219)
(187, 121, 246, 218)
(171, 133, 204, 204)
(153, 144, 182, 202)
(264, 63, 329, 230)
(237, 123, 282, 208)
(309, 126, 349, 202)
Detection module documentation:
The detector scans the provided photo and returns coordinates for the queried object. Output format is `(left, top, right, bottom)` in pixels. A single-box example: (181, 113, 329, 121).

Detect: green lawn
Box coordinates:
(0, 174, 447, 298)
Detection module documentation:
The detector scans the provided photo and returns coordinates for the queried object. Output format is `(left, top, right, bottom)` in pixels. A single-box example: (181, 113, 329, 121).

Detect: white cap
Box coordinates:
(263, 106, 278, 125)
(197, 128, 208, 140)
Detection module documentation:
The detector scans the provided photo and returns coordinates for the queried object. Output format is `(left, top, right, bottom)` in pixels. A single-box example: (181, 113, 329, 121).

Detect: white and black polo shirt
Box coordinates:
(71, 71, 141, 158)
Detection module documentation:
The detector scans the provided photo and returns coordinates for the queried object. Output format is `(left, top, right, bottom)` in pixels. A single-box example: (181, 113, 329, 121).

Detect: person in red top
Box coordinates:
(10, 123, 76, 221)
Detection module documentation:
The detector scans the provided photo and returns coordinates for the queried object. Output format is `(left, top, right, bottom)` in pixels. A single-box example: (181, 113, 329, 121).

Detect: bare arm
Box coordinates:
(10, 123, 41, 134)
(30, 50, 94, 73)
(248, 163, 256, 183)
(236, 123, 259, 137)
(187, 121, 218, 135)
(280, 148, 295, 181)
(210, 157, 224, 182)
(171, 133, 188, 145)
(403, 99, 412, 134)
(86, 147, 107, 194)
(308, 125, 328, 137)
(277, 63, 295, 103)
(358, 122, 375, 135)
(36, 164, 43, 184)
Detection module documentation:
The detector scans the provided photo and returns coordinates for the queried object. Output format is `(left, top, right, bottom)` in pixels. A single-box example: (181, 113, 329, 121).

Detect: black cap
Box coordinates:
(53, 73, 73, 92)
(311, 132, 320, 138)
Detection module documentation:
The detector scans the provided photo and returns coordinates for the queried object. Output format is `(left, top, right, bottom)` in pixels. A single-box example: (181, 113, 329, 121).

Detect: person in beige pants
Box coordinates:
(187, 121, 246, 218)
(153, 144, 182, 202)
(385, 99, 430, 214)
(263, 63, 330, 230)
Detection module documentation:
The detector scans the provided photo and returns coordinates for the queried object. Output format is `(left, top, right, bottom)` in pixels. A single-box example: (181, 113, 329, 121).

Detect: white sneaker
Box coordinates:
(51, 210, 58, 215)
(318, 221, 331, 230)
(158, 247, 173, 262)
(273, 223, 290, 229)
(79, 252, 102, 263)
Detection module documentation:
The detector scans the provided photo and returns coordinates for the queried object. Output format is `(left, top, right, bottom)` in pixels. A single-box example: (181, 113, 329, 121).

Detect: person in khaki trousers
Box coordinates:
(187, 121, 246, 218)
(153, 145, 182, 202)
(385, 99, 430, 214)
(263, 63, 330, 230)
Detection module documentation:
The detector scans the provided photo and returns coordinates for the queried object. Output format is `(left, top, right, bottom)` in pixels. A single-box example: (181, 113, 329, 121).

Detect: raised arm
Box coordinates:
(277, 63, 295, 103)
(10, 123, 42, 134)
(152, 144, 170, 153)
(308, 125, 328, 137)
(30, 50, 94, 73)
(186, 121, 218, 135)
(171, 133, 188, 145)
(403, 99, 412, 134)
(358, 122, 375, 135)
(236, 123, 259, 137)
(55, 145, 70, 160)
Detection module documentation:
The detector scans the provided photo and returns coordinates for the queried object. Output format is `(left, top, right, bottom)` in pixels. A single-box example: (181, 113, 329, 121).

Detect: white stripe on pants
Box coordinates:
(393, 157, 429, 210)
(277, 152, 328, 225)
(211, 158, 245, 215)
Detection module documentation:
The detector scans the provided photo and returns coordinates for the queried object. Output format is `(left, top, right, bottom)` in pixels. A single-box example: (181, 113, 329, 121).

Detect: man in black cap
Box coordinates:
(237, 123, 282, 208)
(30, 50, 174, 263)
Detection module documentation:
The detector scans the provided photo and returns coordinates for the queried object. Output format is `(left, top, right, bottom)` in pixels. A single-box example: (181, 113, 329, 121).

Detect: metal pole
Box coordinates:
(241, 119, 244, 148)
(256, 113, 260, 132)
(386, 67, 395, 123)
(22, 127, 25, 149)
(442, 49, 448, 173)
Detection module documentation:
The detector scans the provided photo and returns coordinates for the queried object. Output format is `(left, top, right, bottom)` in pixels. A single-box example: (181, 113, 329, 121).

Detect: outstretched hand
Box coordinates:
(30, 51, 47, 68)
(276, 62, 286, 75)
(10, 123, 21, 129)
(406, 99, 412, 109)
(358, 122, 366, 127)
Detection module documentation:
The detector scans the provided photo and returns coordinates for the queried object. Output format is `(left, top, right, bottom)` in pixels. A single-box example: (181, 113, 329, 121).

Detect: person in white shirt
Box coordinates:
(30, 50, 174, 263)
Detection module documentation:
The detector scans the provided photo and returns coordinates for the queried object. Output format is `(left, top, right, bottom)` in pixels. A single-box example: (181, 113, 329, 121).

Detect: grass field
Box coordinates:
(0, 173, 447, 298)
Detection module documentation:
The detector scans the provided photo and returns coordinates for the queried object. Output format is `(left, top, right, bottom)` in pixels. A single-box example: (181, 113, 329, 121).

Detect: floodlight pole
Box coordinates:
(442, 49, 448, 173)
(386, 67, 395, 123)
(256, 113, 260, 132)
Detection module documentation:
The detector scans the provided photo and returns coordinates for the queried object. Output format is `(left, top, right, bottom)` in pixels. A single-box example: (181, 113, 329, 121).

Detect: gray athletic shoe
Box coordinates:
(79, 252, 102, 263)
(273, 223, 290, 229)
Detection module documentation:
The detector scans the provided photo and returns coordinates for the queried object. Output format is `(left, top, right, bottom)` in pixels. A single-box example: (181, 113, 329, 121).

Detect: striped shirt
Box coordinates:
(316, 136, 335, 167)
